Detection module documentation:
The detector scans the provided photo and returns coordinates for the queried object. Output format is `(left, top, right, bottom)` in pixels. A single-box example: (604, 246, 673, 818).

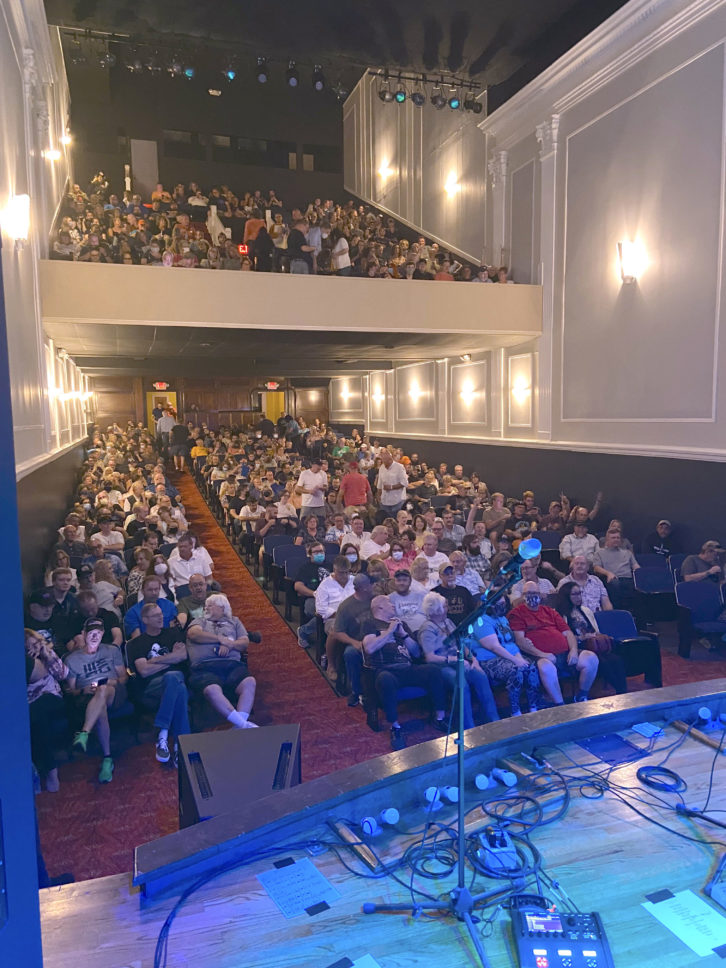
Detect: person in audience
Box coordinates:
(481, 492, 510, 533)
(376, 450, 409, 515)
(418, 591, 500, 726)
(55, 525, 87, 559)
(25, 628, 69, 792)
(126, 546, 154, 602)
(449, 550, 486, 596)
(296, 457, 327, 520)
(47, 568, 81, 647)
(553, 582, 628, 694)
(44, 549, 78, 590)
(65, 618, 127, 784)
(295, 512, 327, 548)
(433, 562, 477, 620)
(559, 521, 599, 564)
(509, 557, 557, 603)
(294, 542, 331, 647)
(83, 536, 128, 580)
(508, 582, 598, 705)
(642, 519, 680, 557)
(359, 525, 390, 561)
(361, 595, 449, 749)
(176, 573, 211, 628)
(126, 603, 189, 765)
(343, 516, 371, 552)
(124, 575, 178, 638)
(327, 572, 376, 706)
(414, 534, 451, 589)
(92, 514, 125, 554)
(592, 531, 641, 610)
(316, 556, 355, 644)
(149, 555, 176, 603)
(186, 594, 258, 728)
(167, 533, 213, 597)
(681, 540, 725, 583)
(325, 512, 351, 544)
(86, 561, 124, 617)
(67, 589, 123, 650)
(556, 556, 612, 612)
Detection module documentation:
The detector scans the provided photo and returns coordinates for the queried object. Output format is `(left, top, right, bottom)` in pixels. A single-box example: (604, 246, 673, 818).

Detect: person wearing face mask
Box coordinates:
(382, 539, 410, 578)
(294, 543, 331, 648)
(150, 555, 176, 602)
(65, 618, 128, 783)
(508, 582, 598, 705)
(315, 559, 355, 680)
(340, 543, 364, 575)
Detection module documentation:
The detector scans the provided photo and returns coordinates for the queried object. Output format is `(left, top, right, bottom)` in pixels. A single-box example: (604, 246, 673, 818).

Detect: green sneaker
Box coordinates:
(72, 730, 89, 753)
(98, 757, 114, 784)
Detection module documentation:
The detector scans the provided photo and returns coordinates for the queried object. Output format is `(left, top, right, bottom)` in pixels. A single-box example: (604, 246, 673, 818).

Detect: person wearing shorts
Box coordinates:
(185, 593, 258, 728)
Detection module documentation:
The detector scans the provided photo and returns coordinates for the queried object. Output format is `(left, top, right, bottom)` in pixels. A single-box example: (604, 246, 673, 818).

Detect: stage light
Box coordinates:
(286, 60, 299, 87)
(223, 66, 237, 82)
(312, 65, 326, 91)
(411, 90, 425, 106)
(146, 53, 163, 74)
(126, 50, 144, 74)
(256, 57, 268, 83)
(460, 353, 472, 361)
(448, 91, 461, 110)
(168, 56, 183, 77)
(98, 49, 116, 69)
(394, 83, 406, 103)
(430, 86, 446, 109)
(464, 94, 483, 114)
(208, 88, 222, 97)
(184, 64, 196, 80)
(378, 79, 394, 102)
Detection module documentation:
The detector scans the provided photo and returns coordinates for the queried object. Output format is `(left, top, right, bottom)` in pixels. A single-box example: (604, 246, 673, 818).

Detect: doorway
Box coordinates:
(261, 391, 285, 424)
(146, 391, 178, 429)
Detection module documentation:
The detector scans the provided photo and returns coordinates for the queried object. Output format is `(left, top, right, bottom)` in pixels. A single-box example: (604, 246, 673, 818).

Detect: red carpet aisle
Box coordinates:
(35, 471, 726, 881)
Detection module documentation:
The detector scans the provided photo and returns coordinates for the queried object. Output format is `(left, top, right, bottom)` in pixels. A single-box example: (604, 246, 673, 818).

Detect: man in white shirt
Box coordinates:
(296, 458, 328, 519)
(559, 523, 599, 565)
(359, 525, 390, 561)
(168, 534, 213, 594)
(414, 534, 451, 589)
(341, 516, 370, 551)
(315, 557, 355, 633)
(388, 569, 426, 632)
(376, 451, 409, 515)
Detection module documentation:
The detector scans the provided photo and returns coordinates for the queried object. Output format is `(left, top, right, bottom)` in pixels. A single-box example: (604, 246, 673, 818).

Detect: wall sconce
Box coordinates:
(1, 194, 30, 249)
(60, 133, 72, 146)
(511, 375, 532, 405)
(340, 383, 352, 403)
(378, 163, 394, 179)
(408, 381, 424, 402)
(372, 390, 385, 404)
(617, 239, 647, 284)
(43, 148, 61, 161)
(459, 380, 477, 405)
(444, 172, 460, 197)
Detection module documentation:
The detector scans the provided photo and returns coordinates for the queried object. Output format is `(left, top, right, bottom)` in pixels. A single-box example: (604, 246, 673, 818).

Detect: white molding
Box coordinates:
(479, 0, 726, 149)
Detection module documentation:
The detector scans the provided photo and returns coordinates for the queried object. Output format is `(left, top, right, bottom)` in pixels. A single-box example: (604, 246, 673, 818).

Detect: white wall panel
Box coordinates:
(510, 161, 535, 284)
(449, 359, 489, 430)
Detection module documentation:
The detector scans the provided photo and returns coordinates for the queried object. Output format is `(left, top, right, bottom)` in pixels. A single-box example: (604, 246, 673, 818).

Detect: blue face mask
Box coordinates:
(312, 552, 325, 564)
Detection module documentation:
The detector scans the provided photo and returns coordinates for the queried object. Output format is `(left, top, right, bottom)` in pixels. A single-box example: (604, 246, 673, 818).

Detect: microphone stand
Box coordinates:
(363, 544, 539, 967)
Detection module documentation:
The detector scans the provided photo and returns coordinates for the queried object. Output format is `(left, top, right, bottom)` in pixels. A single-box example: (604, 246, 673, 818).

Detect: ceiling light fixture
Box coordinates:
(394, 75, 406, 103)
(286, 60, 299, 87)
(460, 353, 471, 362)
(223, 65, 237, 82)
(208, 88, 222, 97)
(411, 75, 426, 107)
(312, 65, 326, 91)
(430, 84, 446, 109)
(464, 93, 483, 114)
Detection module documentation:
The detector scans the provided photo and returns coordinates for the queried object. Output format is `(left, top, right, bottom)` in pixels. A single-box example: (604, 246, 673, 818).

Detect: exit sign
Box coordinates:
(152, 381, 169, 390)
(265, 381, 280, 390)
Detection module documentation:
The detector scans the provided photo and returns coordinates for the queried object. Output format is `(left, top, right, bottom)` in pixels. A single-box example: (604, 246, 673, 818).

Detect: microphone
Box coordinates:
(491, 537, 542, 579)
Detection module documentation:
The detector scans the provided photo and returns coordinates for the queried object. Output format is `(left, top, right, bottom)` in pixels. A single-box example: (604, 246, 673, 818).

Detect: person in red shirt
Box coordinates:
(339, 462, 373, 519)
(507, 581, 598, 704)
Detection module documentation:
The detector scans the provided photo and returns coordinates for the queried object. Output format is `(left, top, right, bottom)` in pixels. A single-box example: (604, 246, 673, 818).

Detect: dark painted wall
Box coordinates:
(68, 62, 345, 206)
(369, 435, 726, 554)
(17, 445, 86, 592)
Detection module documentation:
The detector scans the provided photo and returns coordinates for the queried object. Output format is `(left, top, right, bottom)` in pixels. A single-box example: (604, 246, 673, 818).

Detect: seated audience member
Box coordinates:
(341, 542, 363, 574)
(47, 568, 81, 647)
(55, 525, 87, 559)
(124, 575, 178, 638)
(448, 550, 486, 596)
(294, 542, 331, 647)
(126, 603, 189, 765)
(383, 538, 411, 577)
(553, 582, 628, 694)
(167, 533, 213, 596)
(359, 525, 390, 561)
(559, 522, 599, 564)
(25, 628, 69, 792)
(67, 589, 123, 650)
(126, 546, 154, 602)
(342, 516, 371, 551)
(65, 618, 128, 784)
(415, 534, 451, 589)
(598, 520, 633, 551)
(89, 561, 124, 617)
(186, 594, 257, 728)
(44, 549, 78, 589)
(83, 536, 128, 580)
(325, 512, 351, 544)
(489, 534, 514, 575)
(556, 556, 612, 612)
(508, 582, 598, 705)
(440, 510, 465, 547)
(461, 532, 492, 580)
(538, 500, 568, 532)
(327, 572, 376, 704)
(361, 595, 448, 749)
(681, 540, 725, 583)
(418, 592, 499, 728)
(388, 568, 426, 632)
(481, 492, 510, 533)
(410, 556, 433, 593)
(430, 517, 457, 555)
(642, 519, 680, 557)
(25, 589, 63, 653)
(315, 557, 355, 639)
(592, 531, 640, 610)
(434, 562, 477, 620)
(510, 557, 556, 604)
(295, 513, 327, 548)
(148, 555, 176, 603)
(92, 514, 125, 553)
(176, 573, 211, 628)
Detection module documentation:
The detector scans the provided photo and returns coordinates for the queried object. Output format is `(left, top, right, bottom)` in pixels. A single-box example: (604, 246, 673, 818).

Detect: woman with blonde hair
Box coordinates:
(44, 549, 77, 589)
(25, 628, 69, 792)
(92, 559, 124, 616)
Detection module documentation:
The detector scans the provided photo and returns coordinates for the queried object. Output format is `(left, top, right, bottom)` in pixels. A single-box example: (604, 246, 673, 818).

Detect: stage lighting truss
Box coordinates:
(370, 69, 484, 116)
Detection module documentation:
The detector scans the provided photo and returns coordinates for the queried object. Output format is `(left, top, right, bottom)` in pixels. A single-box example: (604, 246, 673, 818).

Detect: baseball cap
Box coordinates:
(352, 572, 373, 588)
(439, 561, 455, 574)
(28, 589, 54, 607)
(657, 519, 671, 527)
(393, 568, 411, 578)
(83, 618, 104, 632)
(77, 564, 94, 579)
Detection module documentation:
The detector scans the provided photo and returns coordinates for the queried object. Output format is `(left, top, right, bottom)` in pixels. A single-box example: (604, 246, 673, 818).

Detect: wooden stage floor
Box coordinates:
(40, 685, 726, 968)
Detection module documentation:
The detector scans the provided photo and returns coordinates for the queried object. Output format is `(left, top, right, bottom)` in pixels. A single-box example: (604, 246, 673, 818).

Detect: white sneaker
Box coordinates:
(242, 720, 259, 728)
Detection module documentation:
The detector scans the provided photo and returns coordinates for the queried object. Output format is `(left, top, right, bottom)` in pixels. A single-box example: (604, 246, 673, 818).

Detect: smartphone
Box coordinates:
(96, 677, 108, 686)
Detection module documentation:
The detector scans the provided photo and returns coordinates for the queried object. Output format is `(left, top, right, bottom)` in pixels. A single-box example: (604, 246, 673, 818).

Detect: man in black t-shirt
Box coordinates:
(293, 542, 330, 647)
(66, 590, 122, 651)
(433, 563, 476, 621)
(287, 220, 314, 274)
(169, 422, 190, 472)
(329, 573, 375, 706)
(126, 603, 189, 765)
(361, 595, 448, 750)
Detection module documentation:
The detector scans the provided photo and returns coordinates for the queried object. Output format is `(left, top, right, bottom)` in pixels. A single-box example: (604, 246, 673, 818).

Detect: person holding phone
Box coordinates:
(64, 618, 127, 784)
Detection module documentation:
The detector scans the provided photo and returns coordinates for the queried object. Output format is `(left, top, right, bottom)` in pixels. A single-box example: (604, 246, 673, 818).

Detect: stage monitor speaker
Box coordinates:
(178, 724, 302, 828)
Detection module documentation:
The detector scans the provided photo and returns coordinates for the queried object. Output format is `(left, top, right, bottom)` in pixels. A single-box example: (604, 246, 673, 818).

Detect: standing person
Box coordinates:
(376, 451, 409, 516)
(169, 419, 190, 472)
(156, 408, 176, 459)
(253, 226, 274, 272)
(287, 219, 315, 274)
(65, 618, 128, 784)
(296, 458, 328, 521)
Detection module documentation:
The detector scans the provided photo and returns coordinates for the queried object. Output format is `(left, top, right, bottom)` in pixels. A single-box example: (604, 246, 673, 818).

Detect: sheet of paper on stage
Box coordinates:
(257, 857, 340, 919)
(642, 889, 726, 956)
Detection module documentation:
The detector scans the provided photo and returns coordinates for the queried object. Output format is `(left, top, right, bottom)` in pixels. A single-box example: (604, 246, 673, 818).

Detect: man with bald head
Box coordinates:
(508, 581, 598, 705)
